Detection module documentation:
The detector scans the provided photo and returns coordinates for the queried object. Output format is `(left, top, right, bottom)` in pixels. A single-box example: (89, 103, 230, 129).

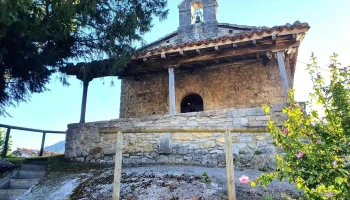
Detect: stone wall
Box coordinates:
(120, 60, 292, 118)
(65, 104, 287, 169)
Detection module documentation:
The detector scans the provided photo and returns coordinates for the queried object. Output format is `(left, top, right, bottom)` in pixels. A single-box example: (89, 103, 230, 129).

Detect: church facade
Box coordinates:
(64, 0, 310, 168)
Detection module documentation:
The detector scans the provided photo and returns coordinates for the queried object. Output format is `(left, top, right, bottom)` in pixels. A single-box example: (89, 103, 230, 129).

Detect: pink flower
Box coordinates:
(344, 67, 347, 71)
(317, 74, 321, 79)
(296, 152, 304, 159)
(329, 62, 335, 68)
(332, 160, 337, 167)
(289, 106, 293, 110)
(284, 128, 289, 136)
(316, 139, 321, 144)
(239, 175, 250, 184)
(311, 52, 314, 57)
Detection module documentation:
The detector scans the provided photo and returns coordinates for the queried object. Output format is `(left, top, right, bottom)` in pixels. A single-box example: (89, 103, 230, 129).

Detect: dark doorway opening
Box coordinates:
(181, 94, 204, 113)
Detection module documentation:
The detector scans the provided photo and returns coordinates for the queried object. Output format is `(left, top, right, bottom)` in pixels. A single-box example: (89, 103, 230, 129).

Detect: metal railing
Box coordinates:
(0, 124, 66, 158)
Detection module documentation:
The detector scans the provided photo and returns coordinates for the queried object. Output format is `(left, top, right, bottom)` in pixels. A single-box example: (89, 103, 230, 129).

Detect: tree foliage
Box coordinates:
(250, 53, 350, 199)
(0, 128, 13, 157)
(0, 0, 168, 116)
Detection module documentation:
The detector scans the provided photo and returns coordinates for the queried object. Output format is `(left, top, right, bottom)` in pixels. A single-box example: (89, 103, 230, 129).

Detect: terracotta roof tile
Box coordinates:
(134, 21, 310, 58)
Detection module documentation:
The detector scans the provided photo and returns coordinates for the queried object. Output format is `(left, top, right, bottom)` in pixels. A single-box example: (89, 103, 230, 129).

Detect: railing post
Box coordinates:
(225, 129, 236, 200)
(112, 131, 123, 200)
(2, 128, 11, 158)
(39, 132, 46, 157)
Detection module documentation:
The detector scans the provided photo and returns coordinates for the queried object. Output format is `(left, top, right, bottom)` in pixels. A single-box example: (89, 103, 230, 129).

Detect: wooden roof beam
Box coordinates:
(161, 52, 166, 59)
(179, 41, 300, 65)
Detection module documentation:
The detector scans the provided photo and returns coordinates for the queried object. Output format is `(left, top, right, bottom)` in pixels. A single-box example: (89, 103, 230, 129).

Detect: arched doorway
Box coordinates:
(181, 94, 204, 113)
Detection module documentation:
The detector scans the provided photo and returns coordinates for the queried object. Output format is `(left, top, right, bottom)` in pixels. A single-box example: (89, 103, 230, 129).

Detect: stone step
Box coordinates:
(0, 189, 27, 200)
(9, 179, 39, 189)
(20, 164, 46, 171)
(22, 160, 48, 165)
(16, 170, 46, 179)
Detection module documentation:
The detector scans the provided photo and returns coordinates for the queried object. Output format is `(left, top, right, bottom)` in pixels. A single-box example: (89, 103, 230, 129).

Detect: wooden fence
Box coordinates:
(110, 127, 268, 200)
(0, 124, 66, 158)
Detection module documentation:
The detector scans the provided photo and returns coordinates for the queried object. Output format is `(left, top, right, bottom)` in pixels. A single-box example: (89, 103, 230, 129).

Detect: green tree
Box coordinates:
(239, 53, 349, 199)
(0, 0, 168, 116)
(0, 128, 13, 157)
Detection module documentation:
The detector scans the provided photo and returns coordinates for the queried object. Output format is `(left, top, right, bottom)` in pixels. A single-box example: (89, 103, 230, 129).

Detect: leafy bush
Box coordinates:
(0, 128, 12, 157)
(200, 171, 211, 183)
(248, 53, 349, 199)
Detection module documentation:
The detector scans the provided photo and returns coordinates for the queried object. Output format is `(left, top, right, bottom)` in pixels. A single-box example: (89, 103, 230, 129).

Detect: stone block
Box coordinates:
(200, 141, 216, 149)
(159, 133, 170, 155)
(256, 116, 268, 121)
(103, 148, 115, 155)
(178, 147, 189, 155)
(187, 121, 199, 126)
(89, 147, 102, 155)
(156, 155, 169, 163)
(238, 136, 253, 143)
(123, 158, 141, 165)
(256, 135, 265, 141)
(192, 132, 214, 138)
(216, 137, 225, 144)
(142, 158, 155, 164)
(248, 143, 257, 149)
(188, 144, 199, 150)
(209, 150, 224, 154)
(172, 133, 191, 141)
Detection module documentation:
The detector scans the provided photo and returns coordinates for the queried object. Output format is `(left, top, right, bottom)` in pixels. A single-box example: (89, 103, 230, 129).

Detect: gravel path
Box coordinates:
(19, 165, 302, 200)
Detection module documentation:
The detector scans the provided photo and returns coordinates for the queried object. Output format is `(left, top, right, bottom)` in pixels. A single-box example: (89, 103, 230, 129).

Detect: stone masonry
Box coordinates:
(120, 60, 293, 118)
(65, 104, 287, 169)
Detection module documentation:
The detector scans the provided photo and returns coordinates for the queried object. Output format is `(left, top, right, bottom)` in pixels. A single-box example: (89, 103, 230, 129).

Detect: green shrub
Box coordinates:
(248, 53, 350, 199)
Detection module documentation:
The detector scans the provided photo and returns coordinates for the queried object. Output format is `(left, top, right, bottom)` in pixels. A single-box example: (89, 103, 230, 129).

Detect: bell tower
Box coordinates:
(178, 0, 219, 42)
(179, 0, 218, 27)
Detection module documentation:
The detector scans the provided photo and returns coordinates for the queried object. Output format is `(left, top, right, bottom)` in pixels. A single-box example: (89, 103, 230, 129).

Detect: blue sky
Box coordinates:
(1, 0, 350, 150)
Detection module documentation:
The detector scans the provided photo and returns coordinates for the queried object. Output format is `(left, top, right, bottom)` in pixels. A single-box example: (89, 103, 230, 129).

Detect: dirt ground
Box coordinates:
(19, 165, 303, 200)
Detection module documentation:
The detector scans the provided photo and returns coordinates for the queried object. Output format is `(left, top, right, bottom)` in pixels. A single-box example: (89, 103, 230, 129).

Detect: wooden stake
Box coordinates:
(112, 131, 123, 200)
(225, 130, 236, 200)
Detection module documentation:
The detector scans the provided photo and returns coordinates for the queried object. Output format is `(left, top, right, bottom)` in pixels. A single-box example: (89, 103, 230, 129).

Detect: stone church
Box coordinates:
(64, 0, 310, 168)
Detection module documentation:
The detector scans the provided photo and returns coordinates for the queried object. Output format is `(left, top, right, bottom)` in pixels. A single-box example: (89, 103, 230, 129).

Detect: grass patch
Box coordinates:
(254, 150, 263, 155)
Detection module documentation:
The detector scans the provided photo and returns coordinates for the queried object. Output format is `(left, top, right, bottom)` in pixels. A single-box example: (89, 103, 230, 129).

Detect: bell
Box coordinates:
(195, 15, 201, 23)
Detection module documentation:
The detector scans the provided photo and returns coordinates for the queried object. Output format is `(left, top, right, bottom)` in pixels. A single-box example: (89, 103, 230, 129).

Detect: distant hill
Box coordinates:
(44, 141, 65, 153)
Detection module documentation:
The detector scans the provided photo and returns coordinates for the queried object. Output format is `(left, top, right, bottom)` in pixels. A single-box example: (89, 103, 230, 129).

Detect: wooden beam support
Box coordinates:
(39, 132, 46, 157)
(225, 130, 236, 200)
(214, 45, 220, 51)
(112, 131, 123, 200)
(80, 80, 90, 123)
(277, 51, 290, 100)
(290, 33, 297, 44)
(179, 50, 185, 56)
(161, 53, 166, 59)
(168, 67, 176, 115)
(252, 40, 257, 47)
(272, 34, 276, 45)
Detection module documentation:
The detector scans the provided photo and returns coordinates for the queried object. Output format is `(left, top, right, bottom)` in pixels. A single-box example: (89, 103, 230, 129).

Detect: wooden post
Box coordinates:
(225, 130, 236, 200)
(39, 132, 46, 157)
(277, 51, 290, 100)
(2, 128, 11, 158)
(80, 80, 90, 123)
(112, 131, 123, 200)
(168, 67, 176, 115)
